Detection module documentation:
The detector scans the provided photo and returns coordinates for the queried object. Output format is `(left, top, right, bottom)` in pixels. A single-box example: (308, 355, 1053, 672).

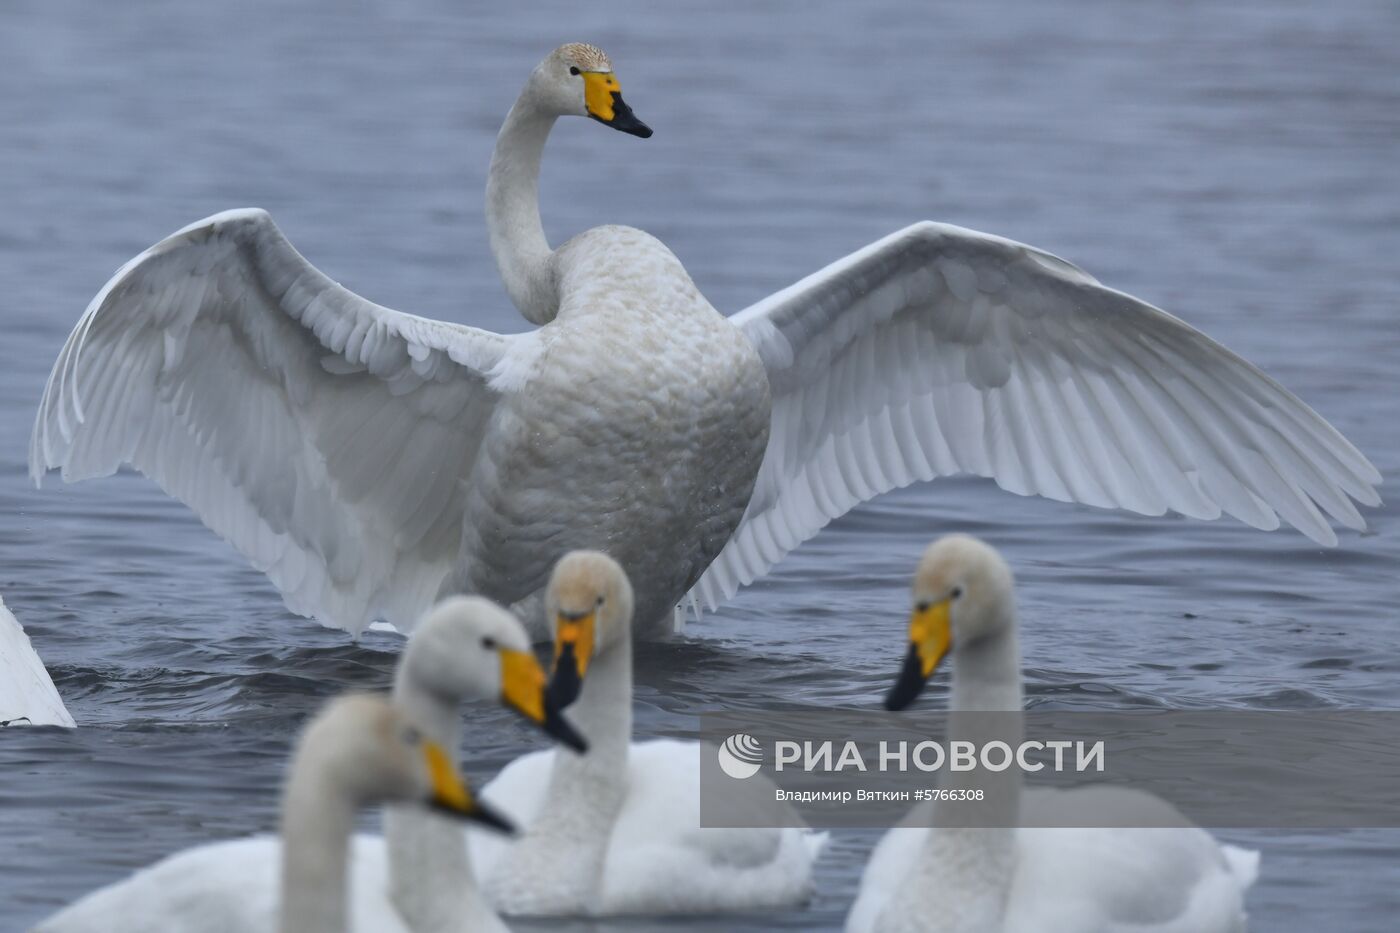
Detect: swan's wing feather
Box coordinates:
(30, 209, 512, 635)
(695, 221, 1380, 609)
(0, 595, 74, 728)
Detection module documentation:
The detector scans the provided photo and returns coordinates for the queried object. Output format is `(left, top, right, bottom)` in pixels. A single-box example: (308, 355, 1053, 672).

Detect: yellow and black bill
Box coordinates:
(546, 608, 595, 711)
(422, 740, 516, 834)
(582, 71, 652, 138)
(885, 598, 953, 711)
(499, 646, 588, 753)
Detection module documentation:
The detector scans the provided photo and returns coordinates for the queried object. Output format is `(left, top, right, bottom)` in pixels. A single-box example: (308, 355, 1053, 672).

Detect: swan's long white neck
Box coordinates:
(278, 754, 356, 933)
(903, 610, 1023, 932)
(487, 84, 559, 325)
(484, 594, 633, 914)
(949, 624, 1022, 716)
(938, 623, 1023, 820)
(547, 635, 632, 805)
(523, 630, 631, 895)
(385, 674, 496, 933)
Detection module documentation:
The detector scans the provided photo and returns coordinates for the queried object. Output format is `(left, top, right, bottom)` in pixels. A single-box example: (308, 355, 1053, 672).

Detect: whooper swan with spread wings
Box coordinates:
(31, 43, 1380, 638)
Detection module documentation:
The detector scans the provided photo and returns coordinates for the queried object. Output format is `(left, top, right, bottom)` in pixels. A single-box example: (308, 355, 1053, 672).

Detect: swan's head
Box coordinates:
(886, 535, 1015, 711)
(528, 43, 652, 138)
(544, 550, 635, 710)
(290, 693, 514, 833)
(401, 596, 586, 752)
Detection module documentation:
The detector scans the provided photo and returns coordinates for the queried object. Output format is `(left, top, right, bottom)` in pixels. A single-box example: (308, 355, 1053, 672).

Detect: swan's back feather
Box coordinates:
(471, 738, 823, 914)
(848, 788, 1256, 933)
(35, 835, 412, 933)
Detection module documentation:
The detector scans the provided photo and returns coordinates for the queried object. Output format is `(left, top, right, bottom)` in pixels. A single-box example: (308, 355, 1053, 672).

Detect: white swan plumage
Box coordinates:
(0, 595, 74, 728)
(469, 550, 826, 915)
(29, 43, 1379, 636)
(37, 692, 507, 933)
(846, 535, 1259, 933)
(35, 600, 571, 933)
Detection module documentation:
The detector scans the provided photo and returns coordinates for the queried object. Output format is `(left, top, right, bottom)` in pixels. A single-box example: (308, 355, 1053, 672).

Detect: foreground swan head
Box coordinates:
(543, 550, 634, 709)
(398, 594, 585, 750)
(886, 534, 1015, 711)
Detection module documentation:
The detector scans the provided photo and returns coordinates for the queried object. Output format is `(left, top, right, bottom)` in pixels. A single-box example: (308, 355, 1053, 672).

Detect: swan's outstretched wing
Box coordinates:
(30, 209, 513, 636)
(1, 595, 74, 728)
(693, 221, 1381, 610)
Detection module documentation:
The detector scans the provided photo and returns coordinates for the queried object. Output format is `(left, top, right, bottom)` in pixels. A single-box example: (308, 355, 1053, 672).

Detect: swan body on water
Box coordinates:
(29, 43, 1380, 637)
(0, 596, 73, 728)
(37, 693, 508, 933)
(37, 600, 572, 933)
(469, 551, 826, 915)
(846, 536, 1259, 933)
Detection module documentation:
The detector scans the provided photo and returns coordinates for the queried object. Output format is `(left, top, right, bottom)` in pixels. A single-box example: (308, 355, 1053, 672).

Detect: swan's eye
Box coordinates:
(569, 66, 581, 76)
(481, 636, 497, 650)
(400, 725, 422, 746)
(915, 600, 931, 613)
(596, 595, 605, 607)
(950, 586, 964, 600)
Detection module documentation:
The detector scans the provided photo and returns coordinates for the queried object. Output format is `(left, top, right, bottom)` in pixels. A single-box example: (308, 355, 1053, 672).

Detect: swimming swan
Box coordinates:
(385, 595, 584, 933)
(37, 693, 511, 933)
(846, 536, 1259, 933)
(469, 550, 826, 915)
(38, 599, 574, 933)
(29, 44, 1380, 637)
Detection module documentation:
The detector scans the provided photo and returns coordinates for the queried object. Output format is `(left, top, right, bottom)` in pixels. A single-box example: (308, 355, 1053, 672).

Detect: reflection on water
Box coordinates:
(1, 0, 1398, 928)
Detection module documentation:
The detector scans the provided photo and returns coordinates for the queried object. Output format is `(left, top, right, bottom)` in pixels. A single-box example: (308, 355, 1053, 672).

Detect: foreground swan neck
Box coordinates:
(385, 678, 481, 932)
(279, 758, 356, 933)
(487, 88, 558, 325)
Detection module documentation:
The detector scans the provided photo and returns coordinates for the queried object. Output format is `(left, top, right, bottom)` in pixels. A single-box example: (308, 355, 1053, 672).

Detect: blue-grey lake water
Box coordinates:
(1, 1, 1398, 929)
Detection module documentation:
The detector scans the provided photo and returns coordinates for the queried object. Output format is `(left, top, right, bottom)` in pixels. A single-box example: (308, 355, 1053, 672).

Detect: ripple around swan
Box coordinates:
(2, 0, 1400, 929)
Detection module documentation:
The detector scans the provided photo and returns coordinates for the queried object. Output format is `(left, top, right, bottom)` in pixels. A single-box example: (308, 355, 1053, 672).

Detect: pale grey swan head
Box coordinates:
(291, 692, 512, 832)
(399, 595, 587, 750)
(541, 550, 635, 710)
(524, 42, 651, 137)
(886, 534, 1016, 711)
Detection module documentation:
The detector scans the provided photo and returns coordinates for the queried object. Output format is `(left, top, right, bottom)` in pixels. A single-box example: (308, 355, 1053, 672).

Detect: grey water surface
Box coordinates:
(1, 1, 1398, 930)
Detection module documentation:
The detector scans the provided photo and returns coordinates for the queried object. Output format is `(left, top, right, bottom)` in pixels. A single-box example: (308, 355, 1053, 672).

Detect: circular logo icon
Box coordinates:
(717, 732, 764, 780)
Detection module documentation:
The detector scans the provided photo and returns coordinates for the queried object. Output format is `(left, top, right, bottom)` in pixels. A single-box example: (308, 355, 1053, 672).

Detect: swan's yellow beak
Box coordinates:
(547, 610, 596, 711)
(885, 599, 952, 711)
(422, 741, 515, 833)
(500, 648, 547, 723)
(500, 648, 588, 752)
(583, 71, 652, 138)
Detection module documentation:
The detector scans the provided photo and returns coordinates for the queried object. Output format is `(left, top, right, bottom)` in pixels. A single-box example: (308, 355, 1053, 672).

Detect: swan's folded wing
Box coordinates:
(692, 221, 1381, 609)
(30, 209, 513, 635)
